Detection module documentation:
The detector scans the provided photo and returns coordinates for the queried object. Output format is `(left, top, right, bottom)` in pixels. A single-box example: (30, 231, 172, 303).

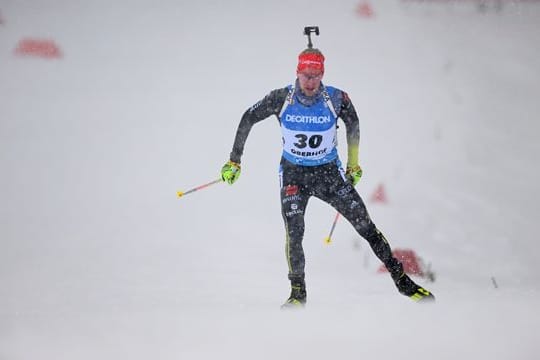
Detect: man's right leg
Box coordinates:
(280, 182, 310, 308)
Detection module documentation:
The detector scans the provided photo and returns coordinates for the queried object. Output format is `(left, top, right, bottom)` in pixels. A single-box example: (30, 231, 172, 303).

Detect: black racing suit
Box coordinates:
(229, 84, 403, 284)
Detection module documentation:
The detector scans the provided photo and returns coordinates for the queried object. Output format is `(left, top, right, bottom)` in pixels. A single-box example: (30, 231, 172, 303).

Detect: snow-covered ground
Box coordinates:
(1, 1, 539, 359)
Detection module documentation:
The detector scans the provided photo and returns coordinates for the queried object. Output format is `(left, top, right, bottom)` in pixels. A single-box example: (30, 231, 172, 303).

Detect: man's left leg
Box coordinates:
(318, 167, 435, 302)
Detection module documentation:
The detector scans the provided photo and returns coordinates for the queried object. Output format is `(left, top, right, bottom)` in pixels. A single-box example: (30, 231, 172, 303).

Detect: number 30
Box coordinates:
(294, 134, 323, 149)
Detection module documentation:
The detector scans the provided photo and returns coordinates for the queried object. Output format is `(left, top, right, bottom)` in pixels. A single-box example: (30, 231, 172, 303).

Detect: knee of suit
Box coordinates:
(353, 219, 376, 238)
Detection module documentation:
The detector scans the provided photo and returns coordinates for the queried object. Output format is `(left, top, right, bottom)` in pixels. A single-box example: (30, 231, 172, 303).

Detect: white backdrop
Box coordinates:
(1, 1, 539, 359)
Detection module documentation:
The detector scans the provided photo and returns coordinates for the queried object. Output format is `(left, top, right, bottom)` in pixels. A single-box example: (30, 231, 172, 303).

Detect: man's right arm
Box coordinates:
(229, 87, 289, 163)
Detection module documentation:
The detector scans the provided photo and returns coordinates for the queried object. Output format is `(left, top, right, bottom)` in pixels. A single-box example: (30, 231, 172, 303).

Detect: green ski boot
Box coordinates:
(393, 271, 435, 303)
(281, 283, 307, 309)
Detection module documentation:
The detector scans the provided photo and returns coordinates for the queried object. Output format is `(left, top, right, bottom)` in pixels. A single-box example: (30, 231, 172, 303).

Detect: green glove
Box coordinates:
(221, 160, 241, 185)
(345, 164, 363, 186)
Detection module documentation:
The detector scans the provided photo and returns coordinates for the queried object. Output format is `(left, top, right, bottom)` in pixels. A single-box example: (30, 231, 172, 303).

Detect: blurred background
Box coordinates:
(1, 1, 539, 359)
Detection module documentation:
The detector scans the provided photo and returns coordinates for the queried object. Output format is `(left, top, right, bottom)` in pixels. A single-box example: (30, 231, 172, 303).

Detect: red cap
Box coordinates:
(297, 50, 325, 73)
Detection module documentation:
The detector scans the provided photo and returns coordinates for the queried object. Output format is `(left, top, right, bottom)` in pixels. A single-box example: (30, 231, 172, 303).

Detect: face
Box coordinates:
(297, 68, 323, 97)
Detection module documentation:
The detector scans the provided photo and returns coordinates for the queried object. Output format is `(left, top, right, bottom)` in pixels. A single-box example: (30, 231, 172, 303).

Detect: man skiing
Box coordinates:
(220, 28, 434, 308)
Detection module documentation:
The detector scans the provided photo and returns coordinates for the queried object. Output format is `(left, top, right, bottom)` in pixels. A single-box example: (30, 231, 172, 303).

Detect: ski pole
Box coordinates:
(324, 212, 341, 245)
(177, 178, 223, 198)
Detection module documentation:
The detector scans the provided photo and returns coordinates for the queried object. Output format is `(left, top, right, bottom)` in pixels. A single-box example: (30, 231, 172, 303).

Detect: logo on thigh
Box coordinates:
(285, 185, 299, 196)
(285, 202, 303, 217)
(282, 185, 302, 204)
(336, 184, 353, 198)
(282, 185, 303, 217)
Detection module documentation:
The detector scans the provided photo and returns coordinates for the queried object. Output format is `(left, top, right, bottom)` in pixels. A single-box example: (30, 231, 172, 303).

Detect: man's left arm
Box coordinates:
(338, 91, 362, 184)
